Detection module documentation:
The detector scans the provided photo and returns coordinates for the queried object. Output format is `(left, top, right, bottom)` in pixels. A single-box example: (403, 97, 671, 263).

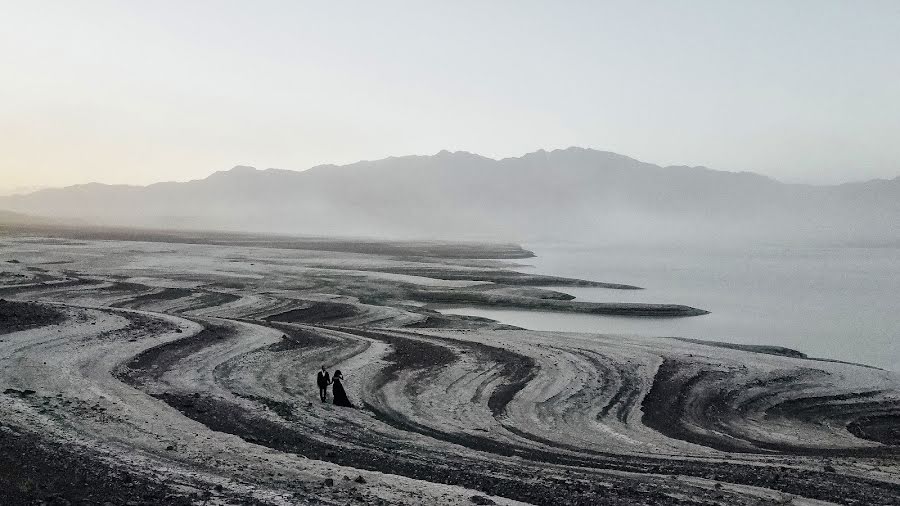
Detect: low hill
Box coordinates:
(2, 148, 898, 244)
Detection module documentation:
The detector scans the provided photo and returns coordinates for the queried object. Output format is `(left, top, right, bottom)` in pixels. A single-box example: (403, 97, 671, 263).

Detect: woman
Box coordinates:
(331, 370, 353, 407)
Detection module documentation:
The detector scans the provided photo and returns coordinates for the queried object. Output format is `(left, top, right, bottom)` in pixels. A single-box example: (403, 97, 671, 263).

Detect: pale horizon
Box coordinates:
(3, 145, 900, 197)
(2, 4, 900, 502)
(3, 1, 900, 190)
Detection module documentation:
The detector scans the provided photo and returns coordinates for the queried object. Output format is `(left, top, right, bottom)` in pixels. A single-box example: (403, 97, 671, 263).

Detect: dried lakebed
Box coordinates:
(0, 231, 898, 505)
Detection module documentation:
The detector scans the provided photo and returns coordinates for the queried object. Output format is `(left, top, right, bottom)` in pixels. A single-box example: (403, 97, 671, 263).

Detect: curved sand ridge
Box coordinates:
(1, 235, 899, 504)
(1, 305, 521, 505)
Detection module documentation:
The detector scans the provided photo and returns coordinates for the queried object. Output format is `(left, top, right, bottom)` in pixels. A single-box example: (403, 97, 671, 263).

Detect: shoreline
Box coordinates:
(1, 230, 898, 504)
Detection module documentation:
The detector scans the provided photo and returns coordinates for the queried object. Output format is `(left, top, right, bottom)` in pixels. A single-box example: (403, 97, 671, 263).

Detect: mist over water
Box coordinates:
(440, 243, 900, 370)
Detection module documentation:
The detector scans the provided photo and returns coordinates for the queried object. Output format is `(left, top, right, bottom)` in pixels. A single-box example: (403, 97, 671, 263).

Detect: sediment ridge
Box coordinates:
(1, 231, 897, 505)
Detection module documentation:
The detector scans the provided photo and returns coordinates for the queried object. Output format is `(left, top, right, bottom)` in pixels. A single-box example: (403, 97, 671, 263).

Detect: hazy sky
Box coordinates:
(2, 1, 899, 190)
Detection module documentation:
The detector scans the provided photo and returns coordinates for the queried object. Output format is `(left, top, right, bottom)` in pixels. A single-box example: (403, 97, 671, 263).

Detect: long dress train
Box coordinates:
(332, 377, 353, 407)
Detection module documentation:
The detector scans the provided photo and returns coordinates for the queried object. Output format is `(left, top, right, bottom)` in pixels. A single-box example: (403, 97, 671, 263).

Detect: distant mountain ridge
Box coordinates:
(2, 147, 898, 244)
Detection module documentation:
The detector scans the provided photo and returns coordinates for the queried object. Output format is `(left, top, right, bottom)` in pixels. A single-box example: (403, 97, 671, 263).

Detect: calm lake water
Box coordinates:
(440, 243, 900, 370)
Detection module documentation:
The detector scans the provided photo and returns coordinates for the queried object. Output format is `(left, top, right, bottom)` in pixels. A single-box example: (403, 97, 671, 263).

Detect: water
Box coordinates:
(439, 243, 900, 370)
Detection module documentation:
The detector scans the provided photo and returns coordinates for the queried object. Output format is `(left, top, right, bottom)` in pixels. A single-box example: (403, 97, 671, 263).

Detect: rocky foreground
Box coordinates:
(0, 231, 898, 505)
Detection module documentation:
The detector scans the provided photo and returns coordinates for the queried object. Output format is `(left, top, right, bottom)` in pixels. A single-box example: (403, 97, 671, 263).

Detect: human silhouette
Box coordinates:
(332, 370, 352, 407)
(316, 365, 331, 402)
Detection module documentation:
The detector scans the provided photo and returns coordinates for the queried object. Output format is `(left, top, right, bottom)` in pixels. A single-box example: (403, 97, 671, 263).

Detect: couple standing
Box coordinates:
(316, 366, 352, 407)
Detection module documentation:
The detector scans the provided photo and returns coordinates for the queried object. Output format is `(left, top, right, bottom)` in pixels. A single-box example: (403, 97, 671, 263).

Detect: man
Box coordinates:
(316, 365, 331, 402)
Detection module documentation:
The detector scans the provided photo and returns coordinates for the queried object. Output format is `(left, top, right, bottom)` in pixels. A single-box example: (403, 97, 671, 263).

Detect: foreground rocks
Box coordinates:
(0, 299, 64, 334)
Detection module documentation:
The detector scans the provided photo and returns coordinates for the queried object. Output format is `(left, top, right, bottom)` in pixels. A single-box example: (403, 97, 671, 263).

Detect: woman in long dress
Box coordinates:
(331, 370, 353, 407)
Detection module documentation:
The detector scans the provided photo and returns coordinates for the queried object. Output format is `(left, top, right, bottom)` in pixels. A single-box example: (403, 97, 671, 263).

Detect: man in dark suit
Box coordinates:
(316, 365, 331, 402)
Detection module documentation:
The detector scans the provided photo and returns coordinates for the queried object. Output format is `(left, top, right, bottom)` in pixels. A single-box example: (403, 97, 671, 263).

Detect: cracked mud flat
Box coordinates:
(1, 229, 898, 505)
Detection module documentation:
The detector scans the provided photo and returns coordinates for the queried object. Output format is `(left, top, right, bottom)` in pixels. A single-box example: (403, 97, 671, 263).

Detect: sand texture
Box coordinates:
(1, 232, 898, 505)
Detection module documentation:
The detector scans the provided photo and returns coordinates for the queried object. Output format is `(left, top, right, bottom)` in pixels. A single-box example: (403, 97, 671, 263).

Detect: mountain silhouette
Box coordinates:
(2, 147, 898, 244)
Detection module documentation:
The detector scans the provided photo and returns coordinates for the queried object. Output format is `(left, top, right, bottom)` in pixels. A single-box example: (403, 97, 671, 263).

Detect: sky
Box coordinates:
(2, 0, 899, 191)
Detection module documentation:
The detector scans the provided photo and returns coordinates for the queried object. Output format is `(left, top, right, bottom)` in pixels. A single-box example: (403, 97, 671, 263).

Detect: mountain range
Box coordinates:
(2, 147, 898, 244)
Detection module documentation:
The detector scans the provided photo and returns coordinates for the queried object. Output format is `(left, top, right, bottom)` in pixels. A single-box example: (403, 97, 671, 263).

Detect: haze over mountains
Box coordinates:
(2, 147, 898, 245)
